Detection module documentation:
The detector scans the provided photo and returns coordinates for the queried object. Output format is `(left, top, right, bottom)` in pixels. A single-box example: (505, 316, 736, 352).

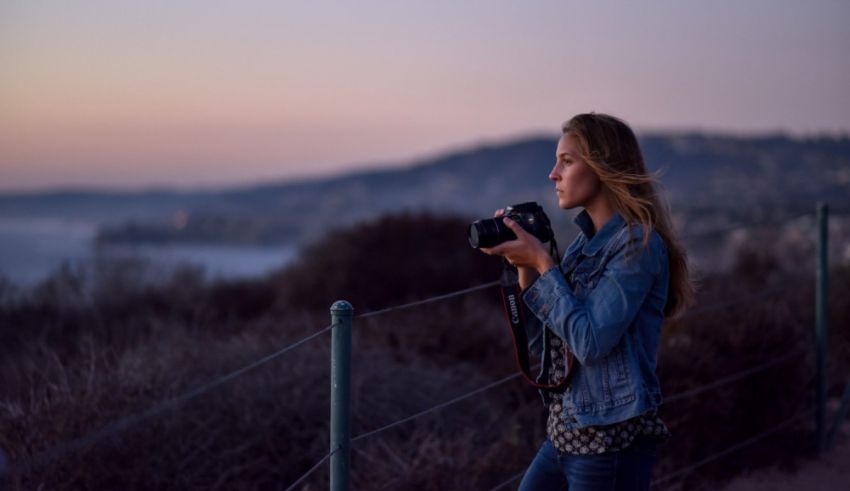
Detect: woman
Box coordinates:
(481, 113, 693, 490)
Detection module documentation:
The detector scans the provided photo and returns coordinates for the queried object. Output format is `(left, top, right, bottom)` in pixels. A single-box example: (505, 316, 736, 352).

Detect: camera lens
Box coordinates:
(468, 223, 483, 248)
(468, 202, 552, 249)
(468, 217, 515, 248)
(468, 220, 492, 248)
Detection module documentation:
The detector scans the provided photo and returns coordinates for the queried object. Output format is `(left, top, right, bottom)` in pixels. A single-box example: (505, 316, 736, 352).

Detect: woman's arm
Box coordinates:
(518, 266, 539, 291)
(523, 232, 664, 365)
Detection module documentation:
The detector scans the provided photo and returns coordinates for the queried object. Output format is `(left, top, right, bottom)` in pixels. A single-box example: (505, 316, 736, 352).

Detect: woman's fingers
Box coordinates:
(480, 244, 505, 256)
(482, 245, 514, 265)
(482, 220, 530, 255)
(494, 208, 505, 218)
(502, 217, 531, 240)
(480, 219, 545, 269)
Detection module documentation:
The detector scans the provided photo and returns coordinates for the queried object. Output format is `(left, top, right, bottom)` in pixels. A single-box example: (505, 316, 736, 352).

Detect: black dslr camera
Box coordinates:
(468, 202, 554, 249)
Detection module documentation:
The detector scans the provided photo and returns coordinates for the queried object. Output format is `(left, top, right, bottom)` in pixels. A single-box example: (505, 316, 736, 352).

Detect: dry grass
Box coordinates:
(0, 212, 848, 490)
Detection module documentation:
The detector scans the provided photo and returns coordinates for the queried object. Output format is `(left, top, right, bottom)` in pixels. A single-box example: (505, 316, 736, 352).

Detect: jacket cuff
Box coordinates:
(522, 265, 572, 321)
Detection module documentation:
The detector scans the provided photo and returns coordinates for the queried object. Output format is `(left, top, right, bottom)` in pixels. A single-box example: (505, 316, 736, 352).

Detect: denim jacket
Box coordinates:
(522, 209, 669, 429)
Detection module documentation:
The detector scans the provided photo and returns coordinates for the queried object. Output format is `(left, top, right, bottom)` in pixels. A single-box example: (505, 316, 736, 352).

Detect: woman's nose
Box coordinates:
(548, 166, 559, 181)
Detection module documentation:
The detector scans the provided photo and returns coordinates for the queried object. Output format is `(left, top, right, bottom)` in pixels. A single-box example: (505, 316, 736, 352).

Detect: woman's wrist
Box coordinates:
(535, 252, 556, 275)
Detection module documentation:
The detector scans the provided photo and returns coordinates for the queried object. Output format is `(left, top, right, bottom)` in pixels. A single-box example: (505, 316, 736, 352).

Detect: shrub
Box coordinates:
(1, 212, 847, 490)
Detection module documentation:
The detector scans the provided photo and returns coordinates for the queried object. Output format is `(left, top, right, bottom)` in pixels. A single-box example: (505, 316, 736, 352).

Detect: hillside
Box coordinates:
(1, 133, 849, 248)
(2, 212, 848, 490)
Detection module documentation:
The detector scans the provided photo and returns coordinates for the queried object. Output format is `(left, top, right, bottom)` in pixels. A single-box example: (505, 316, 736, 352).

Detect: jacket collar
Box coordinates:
(574, 209, 626, 256)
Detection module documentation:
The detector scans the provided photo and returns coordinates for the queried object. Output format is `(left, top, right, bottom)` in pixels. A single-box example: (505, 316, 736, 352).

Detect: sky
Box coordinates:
(2, 0, 849, 192)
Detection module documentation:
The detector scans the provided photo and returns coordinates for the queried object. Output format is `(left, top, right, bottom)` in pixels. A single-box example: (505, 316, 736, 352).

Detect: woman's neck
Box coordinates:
(583, 192, 616, 234)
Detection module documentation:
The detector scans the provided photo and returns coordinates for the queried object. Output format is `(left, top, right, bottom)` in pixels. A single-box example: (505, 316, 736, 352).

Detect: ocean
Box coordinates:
(0, 217, 297, 288)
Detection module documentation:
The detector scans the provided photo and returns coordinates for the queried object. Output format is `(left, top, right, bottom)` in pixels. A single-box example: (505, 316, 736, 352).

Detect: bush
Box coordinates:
(1, 212, 847, 490)
(270, 211, 497, 313)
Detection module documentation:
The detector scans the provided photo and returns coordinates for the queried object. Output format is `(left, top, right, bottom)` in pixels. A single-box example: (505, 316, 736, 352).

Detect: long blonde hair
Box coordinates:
(562, 112, 695, 317)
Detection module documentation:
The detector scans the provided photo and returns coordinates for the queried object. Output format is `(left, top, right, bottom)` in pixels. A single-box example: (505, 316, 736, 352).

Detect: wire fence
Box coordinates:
(651, 406, 816, 489)
(482, 352, 815, 491)
(674, 283, 792, 320)
(8, 323, 335, 475)
(283, 208, 835, 489)
(5, 207, 841, 490)
(284, 274, 822, 488)
(678, 210, 815, 242)
(350, 369, 529, 444)
(283, 445, 341, 491)
(356, 280, 500, 319)
(663, 348, 805, 404)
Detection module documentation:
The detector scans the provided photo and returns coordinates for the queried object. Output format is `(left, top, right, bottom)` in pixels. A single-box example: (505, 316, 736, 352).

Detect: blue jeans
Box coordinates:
(518, 435, 657, 491)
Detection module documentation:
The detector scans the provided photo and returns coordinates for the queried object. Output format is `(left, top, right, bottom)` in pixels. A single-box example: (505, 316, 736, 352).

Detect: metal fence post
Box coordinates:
(330, 300, 353, 491)
(815, 201, 828, 453)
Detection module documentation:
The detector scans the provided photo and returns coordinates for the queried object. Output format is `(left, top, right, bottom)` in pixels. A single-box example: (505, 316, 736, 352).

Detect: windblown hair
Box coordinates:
(562, 112, 695, 317)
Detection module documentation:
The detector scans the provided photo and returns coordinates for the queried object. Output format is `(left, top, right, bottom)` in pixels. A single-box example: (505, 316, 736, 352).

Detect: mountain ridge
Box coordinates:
(2, 132, 848, 246)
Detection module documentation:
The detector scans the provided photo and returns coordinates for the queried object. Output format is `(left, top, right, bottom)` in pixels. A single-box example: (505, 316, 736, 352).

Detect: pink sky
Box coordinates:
(2, 1, 849, 192)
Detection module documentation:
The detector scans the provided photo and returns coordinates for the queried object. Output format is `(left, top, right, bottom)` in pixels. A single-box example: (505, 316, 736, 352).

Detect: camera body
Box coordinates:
(468, 202, 554, 249)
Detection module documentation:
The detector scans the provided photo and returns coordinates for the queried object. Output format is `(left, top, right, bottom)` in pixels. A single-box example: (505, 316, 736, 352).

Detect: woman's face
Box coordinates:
(549, 133, 603, 209)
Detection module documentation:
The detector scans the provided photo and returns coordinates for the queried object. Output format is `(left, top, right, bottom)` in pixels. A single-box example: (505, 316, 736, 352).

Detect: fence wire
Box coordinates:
(488, 470, 527, 491)
(664, 348, 806, 404)
(229, 209, 828, 489)
(9, 208, 832, 488)
(675, 283, 792, 320)
(351, 369, 530, 444)
(9, 323, 335, 475)
(652, 406, 815, 489)
(282, 445, 341, 491)
(485, 351, 817, 491)
(486, 406, 816, 491)
(356, 280, 500, 319)
(283, 366, 537, 490)
(679, 210, 813, 242)
(9, 279, 501, 480)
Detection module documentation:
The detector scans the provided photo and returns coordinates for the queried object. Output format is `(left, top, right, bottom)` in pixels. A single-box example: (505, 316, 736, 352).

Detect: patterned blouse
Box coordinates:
(546, 329, 672, 455)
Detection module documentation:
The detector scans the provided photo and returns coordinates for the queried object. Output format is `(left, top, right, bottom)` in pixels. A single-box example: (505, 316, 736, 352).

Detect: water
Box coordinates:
(0, 217, 298, 287)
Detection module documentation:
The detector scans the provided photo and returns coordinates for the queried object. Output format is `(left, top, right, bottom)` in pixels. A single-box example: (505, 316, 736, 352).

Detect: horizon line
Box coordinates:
(2, 126, 849, 196)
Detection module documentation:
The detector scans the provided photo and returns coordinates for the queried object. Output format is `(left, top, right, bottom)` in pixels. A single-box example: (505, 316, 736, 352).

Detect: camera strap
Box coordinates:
(499, 253, 573, 392)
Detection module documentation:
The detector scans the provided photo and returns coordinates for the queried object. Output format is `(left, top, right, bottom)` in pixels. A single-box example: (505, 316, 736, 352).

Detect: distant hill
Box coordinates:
(1, 132, 848, 246)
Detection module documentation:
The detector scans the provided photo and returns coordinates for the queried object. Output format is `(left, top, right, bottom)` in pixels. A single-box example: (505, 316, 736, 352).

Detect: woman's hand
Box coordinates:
(480, 209, 556, 275)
